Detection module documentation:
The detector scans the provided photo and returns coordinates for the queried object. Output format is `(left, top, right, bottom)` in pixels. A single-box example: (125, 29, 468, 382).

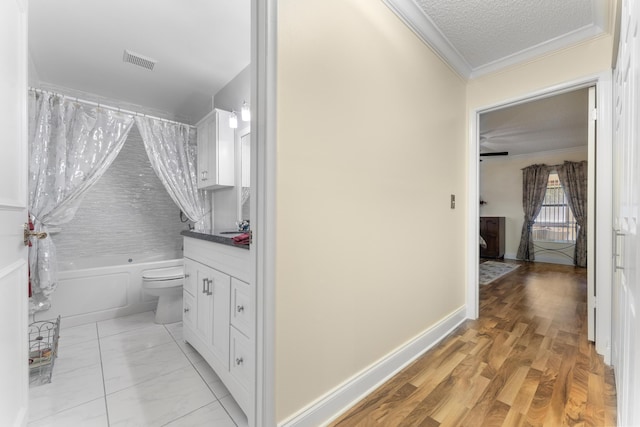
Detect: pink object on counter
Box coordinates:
(232, 232, 251, 245)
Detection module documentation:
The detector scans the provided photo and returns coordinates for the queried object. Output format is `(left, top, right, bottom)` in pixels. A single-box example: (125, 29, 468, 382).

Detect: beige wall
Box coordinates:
(275, 2, 616, 422)
(276, 0, 467, 421)
(480, 148, 588, 262)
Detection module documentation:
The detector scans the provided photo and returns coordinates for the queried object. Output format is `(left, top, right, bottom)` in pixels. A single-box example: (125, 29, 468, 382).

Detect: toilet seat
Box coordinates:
(142, 266, 184, 281)
(141, 266, 184, 324)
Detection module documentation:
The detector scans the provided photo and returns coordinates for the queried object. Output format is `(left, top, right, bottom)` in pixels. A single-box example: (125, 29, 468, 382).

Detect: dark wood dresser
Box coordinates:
(480, 216, 505, 259)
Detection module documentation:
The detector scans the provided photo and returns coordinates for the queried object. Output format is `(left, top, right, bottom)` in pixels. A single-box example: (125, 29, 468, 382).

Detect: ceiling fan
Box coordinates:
(479, 151, 508, 162)
(479, 134, 510, 159)
(480, 151, 509, 157)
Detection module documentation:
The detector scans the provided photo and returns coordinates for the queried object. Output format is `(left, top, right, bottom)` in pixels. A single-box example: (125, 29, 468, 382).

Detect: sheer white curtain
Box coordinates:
(28, 91, 135, 313)
(135, 117, 211, 232)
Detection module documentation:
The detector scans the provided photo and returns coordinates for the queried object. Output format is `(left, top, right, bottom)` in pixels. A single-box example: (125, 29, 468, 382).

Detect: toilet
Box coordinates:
(142, 266, 185, 324)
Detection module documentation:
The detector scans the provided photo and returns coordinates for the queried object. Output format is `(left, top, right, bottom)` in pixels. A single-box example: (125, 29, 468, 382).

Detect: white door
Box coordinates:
(613, 0, 640, 424)
(587, 86, 596, 342)
(0, 0, 30, 426)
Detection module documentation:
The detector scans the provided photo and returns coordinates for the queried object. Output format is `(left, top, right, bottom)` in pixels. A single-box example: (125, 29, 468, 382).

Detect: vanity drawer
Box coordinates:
(230, 326, 254, 393)
(230, 278, 253, 338)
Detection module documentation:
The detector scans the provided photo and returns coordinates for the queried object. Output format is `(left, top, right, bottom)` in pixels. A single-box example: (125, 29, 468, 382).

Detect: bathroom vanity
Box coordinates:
(181, 232, 254, 419)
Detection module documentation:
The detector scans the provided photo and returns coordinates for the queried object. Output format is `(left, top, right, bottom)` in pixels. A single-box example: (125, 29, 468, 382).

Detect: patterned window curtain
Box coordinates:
(135, 117, 211, 232)
(28, 91, 135, 313)
(516, 164, 550, 261)
(557, 161, 588, 267)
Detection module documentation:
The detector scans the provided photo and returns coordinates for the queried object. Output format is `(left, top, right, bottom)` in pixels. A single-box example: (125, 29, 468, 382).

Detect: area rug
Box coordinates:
(479, 261, 520, 285)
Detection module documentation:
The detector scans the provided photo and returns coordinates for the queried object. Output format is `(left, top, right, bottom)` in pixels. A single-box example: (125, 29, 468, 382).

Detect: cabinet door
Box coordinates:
(215, 109, 235, 187)
(480, 217, 505, 258)
(196, 118, 211, 189)
(209, 267, 231, 369)
(231, 278, 253, 338)
(230, 326, 254, 395)
(484, 218, 498, 256)
(196, 110, 234, 189)
(183, 290, 195, 331)
(183, 258, 197, 297)
(194, 263, 212, 344)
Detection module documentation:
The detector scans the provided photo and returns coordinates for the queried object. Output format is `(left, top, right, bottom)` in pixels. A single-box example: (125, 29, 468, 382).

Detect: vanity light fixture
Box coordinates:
(241, 101, 250, 122)
(229, 111, 238, 129)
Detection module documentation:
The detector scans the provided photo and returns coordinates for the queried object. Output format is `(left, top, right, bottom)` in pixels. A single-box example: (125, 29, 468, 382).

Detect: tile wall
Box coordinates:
(54, 125, 188, 266)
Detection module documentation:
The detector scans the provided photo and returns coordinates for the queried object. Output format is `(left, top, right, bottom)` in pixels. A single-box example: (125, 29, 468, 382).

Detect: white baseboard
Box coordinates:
(34, 303, 157, 328)
(278, 306, 467, 427)
(64, 303, 158, 328)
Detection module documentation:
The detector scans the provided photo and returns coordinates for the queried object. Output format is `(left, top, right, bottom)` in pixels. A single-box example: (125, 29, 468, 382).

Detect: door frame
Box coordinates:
(253, 0, 277, 425)
(466, 71, 613, 363)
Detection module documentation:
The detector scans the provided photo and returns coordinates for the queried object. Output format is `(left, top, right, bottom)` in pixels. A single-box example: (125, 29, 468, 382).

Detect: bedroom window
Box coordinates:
(532, 172, 577, 242)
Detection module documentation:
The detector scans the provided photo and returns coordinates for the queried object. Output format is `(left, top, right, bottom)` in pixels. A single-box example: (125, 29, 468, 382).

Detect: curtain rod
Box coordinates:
(29, 87, 196, 129)
(520, 160, 586, 171)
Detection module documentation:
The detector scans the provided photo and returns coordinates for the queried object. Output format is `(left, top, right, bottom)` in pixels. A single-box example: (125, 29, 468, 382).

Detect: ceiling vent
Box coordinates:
(122, 49, 157, 71)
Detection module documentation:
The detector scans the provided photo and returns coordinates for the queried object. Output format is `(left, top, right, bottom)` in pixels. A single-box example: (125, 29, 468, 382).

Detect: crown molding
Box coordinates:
(382, 0, 472, 79)
(470, 24, 605, 78)
(383, 0, 608, 80)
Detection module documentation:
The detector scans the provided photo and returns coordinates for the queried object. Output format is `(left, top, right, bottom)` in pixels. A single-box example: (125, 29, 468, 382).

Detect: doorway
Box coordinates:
(467, 75, 613, 363)
(479, 88, 590, 265)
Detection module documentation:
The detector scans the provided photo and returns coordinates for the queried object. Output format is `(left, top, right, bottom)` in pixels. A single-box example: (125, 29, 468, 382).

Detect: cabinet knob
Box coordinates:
(184, 273, 190, 279)
(183, 308, 190, 313)
(236, 305, 244, 313)
(235, 357, 243, 366)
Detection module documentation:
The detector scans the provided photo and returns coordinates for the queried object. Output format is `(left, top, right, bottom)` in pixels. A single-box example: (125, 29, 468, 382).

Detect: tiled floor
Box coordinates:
(28, 311, 248, 427)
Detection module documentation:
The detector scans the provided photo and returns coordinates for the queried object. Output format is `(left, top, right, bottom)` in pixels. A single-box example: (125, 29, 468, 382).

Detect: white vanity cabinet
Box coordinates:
(196, 108, 235, 190)
(182, 236, 254, 419)
(183, 258, 230, 368)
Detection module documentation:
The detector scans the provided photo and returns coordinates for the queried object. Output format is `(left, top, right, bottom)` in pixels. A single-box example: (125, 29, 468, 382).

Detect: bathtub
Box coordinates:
(35, 254, 183, 327)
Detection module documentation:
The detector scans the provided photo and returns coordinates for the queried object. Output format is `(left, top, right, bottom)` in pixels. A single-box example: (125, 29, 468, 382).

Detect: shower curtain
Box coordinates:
(135, 117, 211, 232)
(28, 91, 134, 313)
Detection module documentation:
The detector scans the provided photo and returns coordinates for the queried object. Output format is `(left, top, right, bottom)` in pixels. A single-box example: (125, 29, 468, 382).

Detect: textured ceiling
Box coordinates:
(384, 0, 611, 78)
(479, 88, 589, 157)
(382, 0, 601, 156)
(29, 0, 250, 124)
(417, 0, 593, 68)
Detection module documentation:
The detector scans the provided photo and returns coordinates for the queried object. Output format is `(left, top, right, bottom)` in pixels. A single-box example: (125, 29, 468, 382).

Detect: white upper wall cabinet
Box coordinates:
(196, 109, 235, 189)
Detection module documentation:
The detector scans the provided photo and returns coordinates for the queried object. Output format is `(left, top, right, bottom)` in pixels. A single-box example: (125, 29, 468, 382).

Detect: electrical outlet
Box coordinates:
(451, 194, 456, 209)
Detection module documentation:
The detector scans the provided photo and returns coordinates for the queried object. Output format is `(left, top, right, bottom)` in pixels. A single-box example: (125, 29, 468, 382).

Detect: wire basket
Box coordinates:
(29, 316, 60, 386)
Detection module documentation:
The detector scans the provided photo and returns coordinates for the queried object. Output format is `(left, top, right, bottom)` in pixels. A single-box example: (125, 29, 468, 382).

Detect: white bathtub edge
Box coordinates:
(34, 258, 183, 327)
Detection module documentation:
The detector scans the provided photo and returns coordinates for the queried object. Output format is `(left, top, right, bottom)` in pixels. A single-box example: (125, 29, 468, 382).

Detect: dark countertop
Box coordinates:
(181, 230, 250, 250)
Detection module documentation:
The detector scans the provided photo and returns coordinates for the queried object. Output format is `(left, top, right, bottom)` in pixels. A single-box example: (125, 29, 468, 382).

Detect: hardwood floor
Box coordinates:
(330, 261, 617, 426)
